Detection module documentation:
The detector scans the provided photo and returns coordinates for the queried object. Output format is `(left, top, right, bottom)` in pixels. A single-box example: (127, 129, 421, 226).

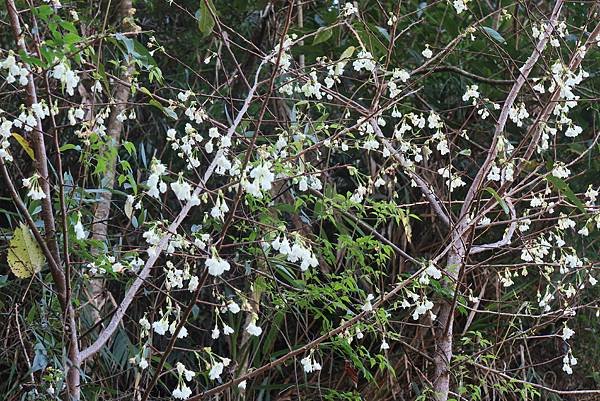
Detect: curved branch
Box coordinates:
(370, 120, 452, 226)
(79, 60, 266, 363)
(470, 197, 517, 255)
(460, 0, 564, 218)
(188, 264, 429, 401)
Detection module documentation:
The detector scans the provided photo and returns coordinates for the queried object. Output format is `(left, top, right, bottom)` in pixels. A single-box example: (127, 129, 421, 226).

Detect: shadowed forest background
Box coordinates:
(1, 1, 600, 400)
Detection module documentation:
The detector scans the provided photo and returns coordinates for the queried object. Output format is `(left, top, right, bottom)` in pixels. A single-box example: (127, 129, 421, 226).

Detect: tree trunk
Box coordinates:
(433, 236, 466, 401)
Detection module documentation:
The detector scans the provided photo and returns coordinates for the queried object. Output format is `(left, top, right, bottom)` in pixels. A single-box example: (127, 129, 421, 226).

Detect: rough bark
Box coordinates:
(4, 1, 81, 399)
(89, 0, 138, 324)
(431, 2, 564, 399)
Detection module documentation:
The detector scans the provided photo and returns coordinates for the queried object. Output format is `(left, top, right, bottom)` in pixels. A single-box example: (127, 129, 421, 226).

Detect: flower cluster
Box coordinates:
(300, 352, 322, 373)
(51, 61, 80, 96)
(0, 53, 29, 86)
(271, 234, 318, 271)
(205, 250, 231, 277)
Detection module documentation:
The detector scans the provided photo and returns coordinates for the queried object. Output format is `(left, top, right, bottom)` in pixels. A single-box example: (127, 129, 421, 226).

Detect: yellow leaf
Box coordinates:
(11, 133, 35, 161)
(7, 223, 45, 279)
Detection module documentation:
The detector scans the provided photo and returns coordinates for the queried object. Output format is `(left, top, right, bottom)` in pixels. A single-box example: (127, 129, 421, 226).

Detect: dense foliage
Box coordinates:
(1, 1, 600, 400)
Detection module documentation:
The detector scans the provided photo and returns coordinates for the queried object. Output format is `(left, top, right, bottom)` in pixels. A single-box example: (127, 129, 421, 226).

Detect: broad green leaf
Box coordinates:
(123, 141, 136, 155)
(11, 133, 35, 160)
(339, 46, 356, 61)
(59, 143, 81, 152)
(482, 27, 506, 44)
(8, 223, 46, 279)
(115, 33, 157, 69)
(149, 99, 177, 119)
(484, 187, 509, 215)
(546, 175, 587, 214)
(33, 5, 53, 19)
(197, 0, 216, 37)
(312, 27, 333, 45)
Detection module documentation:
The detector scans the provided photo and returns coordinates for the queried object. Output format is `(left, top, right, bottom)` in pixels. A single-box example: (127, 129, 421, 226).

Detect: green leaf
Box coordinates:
(339, 46, 356, 61)
(313, 27, 333, 45)
(115, 33, 157, 69)
(546, 175, 587, 214)
(482, 27, 506, 44)
(484, 187, 509, 215)
(197, 0, 216, 37)
(149, 99, 178, 119)
(59, 143, 81, 152)
(8, 223, 46, 279)
(33, 5, 53, 19)
(123, 141, 136, 155)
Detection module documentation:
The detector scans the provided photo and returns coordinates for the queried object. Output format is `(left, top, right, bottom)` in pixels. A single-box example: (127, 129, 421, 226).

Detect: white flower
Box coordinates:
(509, 103, 529, 127)
(300, 354, 322, 373)
(152, 318, 169, 336)
(380, 340, 390, 350)
(355, 327, 364, 339)
(209, 362, 224, 380)
(172, 383, 192, 400)
(462, 84, 480, 104)
(422, 45, 433, 59)
(342, 2, 358, 17)
(562, 353, 577, 375)
(246, 321, 263, 337)
(228, 301, 241, 314)
(361, 293, 375, 312)
(578, 226, 589, 236)
(412, 299, 434, 320)
(188, 276, 199, 291)
(139, 316, 151, 332)
(238, 380, 247, 390)
(211, 326, 220, 339)
(244, 162, 275, 197)
(73, 213, 88, 240)
(171, 177, 192, 201)
(487, 164, 501, 181)
(91, 81, 103, 93)
(205, 253, 231, 276)
(178, 90, 192, 102)
(300, 356, 312, 372)
(23, 174, 46, 200)
(178, 326, 188, 338)
(561, 326, 575, 341)
(565, 124, 582, 137)
(452, 0, 470, 14)
(425, 261, 442, 279)
(551, 163, 570, 179)
(51, 62, 80, 96)
(353, 50, 376, 72)
(146, 159, 167, 198)
(393, 68, 410, 82)
(176, 362, 195, 381)
(223, 324, 235, 335)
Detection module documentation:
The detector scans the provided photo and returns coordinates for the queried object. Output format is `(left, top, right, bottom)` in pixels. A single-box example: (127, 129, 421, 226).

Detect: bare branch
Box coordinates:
(79, 60, 267, 362)
(469, 197, 517, 254)
(370, 120, 452, 226)
(460, 0, 564, 218)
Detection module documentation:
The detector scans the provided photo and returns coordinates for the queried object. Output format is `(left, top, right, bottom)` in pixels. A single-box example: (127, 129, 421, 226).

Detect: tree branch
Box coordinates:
(469, 197, 517, 254)
(370, 120, 452, 226)
(79, 60, 267, 362)
(460, 0, 564, 218)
